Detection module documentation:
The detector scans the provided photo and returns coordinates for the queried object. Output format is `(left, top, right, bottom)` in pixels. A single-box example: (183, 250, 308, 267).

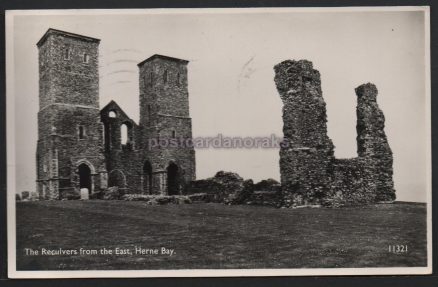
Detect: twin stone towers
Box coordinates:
(36, 28, 395, 206)
(36, 29, 196, 200)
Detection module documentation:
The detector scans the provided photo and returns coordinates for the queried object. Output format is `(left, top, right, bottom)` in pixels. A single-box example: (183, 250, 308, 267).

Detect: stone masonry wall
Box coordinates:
(36, 30, 106, 200)
(36, 30, 196, 200)
(274, 60, 335, 206)
(139, 57, 189, 123)
(137, 56, 196, 194)
(274, 60, 395, 206)
(36, 105, 107, 199)
(356, 83, 395, 202)
(39, 33, 99, 108)
(101, 101, 142, 195)
(328, 158, 368, 206)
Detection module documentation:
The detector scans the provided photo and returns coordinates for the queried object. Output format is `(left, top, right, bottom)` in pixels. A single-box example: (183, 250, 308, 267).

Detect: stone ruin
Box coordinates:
(32, 28, 395, 208)
(118, 60, 396, 208)
(274, 60, 395, 207)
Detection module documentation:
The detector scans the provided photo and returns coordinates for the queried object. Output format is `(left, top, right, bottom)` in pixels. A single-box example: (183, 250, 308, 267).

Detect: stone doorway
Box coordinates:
(78, 163, 92, 194)
(167, 163, 179, 195)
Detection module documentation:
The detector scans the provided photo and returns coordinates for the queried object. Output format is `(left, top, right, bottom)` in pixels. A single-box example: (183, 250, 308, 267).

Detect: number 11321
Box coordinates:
(388, 245, 408, 253)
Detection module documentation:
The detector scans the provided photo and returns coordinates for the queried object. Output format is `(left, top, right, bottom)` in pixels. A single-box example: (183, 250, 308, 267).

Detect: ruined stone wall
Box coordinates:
(100, 71, 196, 196)
(100, 101, 145, 194)
(274, 60, 395, 207)
(104, 148, 143, 195)
(274, 60, 335, 206)
(328, 158, 369, 206)
(356, 83, 395, 202)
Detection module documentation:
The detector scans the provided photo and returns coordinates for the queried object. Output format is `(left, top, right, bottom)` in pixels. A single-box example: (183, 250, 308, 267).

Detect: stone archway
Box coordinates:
(75, 159, 96, 195)
(78, 163, 92, 194)
(167, 162, 180, 195)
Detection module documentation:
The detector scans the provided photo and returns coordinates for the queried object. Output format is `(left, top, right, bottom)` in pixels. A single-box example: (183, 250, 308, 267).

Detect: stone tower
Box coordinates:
(356, 83, 395, 201)
(137, 55, 196, 195)
(36, 29, 107, 199)
(274, 60, 335, 205)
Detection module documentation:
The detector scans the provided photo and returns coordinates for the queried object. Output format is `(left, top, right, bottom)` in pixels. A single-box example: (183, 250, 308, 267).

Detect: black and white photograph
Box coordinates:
(5, 7, 431, 278)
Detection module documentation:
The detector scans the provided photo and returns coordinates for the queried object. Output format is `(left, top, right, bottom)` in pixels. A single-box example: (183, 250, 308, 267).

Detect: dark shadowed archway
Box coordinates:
(167, 163, 179, 195)
(143, 161, 153, 194)
(78, 163, 92, 194)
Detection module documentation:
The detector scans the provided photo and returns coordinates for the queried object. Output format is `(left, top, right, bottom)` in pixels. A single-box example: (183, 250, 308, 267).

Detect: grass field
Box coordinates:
(16, 201, 427, 270)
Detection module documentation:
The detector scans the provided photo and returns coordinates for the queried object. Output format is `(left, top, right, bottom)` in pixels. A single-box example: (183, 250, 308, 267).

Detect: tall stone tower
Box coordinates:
(36, 29, 107, 199)
(274, 60, 335, 205)
(356, 83, 395, 201)
(137, 55, 196, 195)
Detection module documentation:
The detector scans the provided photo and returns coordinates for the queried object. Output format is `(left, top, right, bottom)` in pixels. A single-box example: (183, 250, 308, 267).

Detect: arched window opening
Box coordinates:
(78, 163, 92, 194)
(104, 123, 111, 151)
(177, 73, 182, 86)
(64, 48, 71, 60)
(167, 163, 180, 195)
(78, 126, 85, 139)
(172, 130, 176, 138)
(121, 122, 134, 150)
(163, 70, 168, 84)
(121, 124, 128, 145)
(109, 110, 117, 118)
(150, 72, 154, 87)
(83, 53, 89, 63)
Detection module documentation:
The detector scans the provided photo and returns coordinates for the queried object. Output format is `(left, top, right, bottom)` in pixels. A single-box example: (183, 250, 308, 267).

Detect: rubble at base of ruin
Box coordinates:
(274, 59, 395, 207)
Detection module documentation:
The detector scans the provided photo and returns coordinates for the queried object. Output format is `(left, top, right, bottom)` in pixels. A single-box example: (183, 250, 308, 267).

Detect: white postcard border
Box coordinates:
(6, 6, 432, 278)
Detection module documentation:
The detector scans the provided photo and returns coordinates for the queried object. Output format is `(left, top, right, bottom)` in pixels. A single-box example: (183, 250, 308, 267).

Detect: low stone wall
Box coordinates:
(184, 171, 245, 203)
(49, 165, 392, 209)
(186, 174, 285, 207)
(186, 193, 212, 203)
(121, 194, 192, 205)
(326, 158, 368, 207)
(244, 190, 283, 207)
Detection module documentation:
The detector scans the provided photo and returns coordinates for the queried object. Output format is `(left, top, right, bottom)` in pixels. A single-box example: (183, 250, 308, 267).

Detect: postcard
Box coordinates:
(6, 7, 431, 278)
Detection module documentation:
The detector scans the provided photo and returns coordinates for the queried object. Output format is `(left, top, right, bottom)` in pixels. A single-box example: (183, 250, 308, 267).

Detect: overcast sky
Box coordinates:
(8, 8, 429, 202)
